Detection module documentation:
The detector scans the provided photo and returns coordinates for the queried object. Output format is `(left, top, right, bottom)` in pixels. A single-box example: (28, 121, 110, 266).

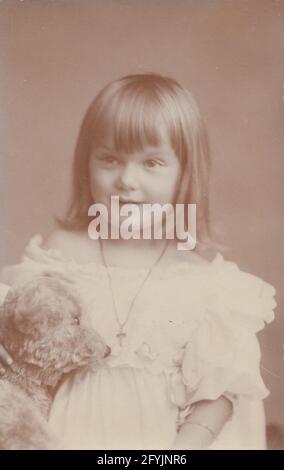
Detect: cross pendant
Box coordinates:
(116, 329, 126, 346)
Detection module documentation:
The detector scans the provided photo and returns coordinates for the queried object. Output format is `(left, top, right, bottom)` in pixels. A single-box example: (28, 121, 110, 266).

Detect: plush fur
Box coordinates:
(0, 272, 110, 450)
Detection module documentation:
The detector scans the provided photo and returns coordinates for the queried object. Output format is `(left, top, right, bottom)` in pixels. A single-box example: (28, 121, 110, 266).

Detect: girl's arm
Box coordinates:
(172, 396, 233, 450)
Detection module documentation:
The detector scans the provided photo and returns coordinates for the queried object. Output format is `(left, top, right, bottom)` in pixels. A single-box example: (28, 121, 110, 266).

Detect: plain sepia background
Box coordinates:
(0, 0, 283, 447)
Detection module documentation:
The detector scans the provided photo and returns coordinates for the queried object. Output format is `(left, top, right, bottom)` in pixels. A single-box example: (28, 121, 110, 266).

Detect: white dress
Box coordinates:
(0, 234, 277, 450)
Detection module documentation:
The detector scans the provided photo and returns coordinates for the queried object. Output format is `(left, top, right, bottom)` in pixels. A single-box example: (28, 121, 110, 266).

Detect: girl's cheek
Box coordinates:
(92, 171, 117, 196)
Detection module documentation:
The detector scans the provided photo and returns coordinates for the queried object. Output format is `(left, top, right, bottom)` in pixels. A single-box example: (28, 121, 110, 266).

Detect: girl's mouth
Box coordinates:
(119, 200, 143, 205)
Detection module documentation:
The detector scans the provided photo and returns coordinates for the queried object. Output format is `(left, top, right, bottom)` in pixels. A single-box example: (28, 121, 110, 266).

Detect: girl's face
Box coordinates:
(88, 129, 181, 224)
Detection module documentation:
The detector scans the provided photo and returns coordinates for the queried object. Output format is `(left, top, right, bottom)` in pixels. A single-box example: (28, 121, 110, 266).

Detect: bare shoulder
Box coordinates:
(43, 229, 100, 263)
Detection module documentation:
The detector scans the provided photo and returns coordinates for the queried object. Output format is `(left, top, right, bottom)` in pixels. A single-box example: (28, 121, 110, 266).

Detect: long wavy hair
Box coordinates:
(56, 73, 216, 252)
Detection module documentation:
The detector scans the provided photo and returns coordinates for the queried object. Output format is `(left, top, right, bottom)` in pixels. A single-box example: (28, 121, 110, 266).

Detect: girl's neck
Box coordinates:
(99, 237, 174, 269)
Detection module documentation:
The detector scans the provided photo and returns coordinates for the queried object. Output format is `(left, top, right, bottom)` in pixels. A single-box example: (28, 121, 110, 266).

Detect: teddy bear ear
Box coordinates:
(1, 288, 19, 313)
(0, 283, 10, 305)
(0, 288, 22, 334)
(0, 303, 6, 329)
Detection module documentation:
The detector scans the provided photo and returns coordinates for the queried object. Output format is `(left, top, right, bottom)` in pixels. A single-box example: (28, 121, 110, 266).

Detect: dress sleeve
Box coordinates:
(0, 234, 70, 286)
(180, 254, 277, 408)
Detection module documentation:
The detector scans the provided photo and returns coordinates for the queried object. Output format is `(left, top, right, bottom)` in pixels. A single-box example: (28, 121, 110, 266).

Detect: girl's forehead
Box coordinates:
(93, 117, 174, 155)
(94, 132, 176, 158)
(95, 146, 177, 166)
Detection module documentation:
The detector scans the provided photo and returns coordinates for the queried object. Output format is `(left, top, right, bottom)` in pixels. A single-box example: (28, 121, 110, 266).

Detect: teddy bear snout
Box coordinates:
(103, 345, 111, 358)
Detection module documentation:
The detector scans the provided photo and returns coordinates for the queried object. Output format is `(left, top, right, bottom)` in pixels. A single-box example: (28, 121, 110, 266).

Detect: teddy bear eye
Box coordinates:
(73, 316, 80, 325)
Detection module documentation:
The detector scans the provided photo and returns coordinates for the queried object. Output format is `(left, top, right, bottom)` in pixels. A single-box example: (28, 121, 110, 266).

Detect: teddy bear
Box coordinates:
(0, 271, 110, 449)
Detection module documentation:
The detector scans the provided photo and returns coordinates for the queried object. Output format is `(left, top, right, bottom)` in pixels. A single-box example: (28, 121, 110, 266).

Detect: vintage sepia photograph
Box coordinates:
(0, 0, 283, 451)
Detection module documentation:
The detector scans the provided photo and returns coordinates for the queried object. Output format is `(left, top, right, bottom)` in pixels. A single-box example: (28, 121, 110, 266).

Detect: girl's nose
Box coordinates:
(116, 162, 139, 190)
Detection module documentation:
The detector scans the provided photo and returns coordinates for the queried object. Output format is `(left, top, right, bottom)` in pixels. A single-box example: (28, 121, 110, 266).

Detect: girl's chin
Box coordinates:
(110, 215, 153, 232)
(108, 216, 171, 240)
(93, 201, 174, 238)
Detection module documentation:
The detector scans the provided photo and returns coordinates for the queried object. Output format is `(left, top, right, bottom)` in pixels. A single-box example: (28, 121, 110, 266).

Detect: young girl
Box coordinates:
(0, 73, 277, 450)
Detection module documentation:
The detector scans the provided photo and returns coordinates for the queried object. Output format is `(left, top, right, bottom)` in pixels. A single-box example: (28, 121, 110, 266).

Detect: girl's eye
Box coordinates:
(144, 159, 163, 168)
(98, 155, 118, 166)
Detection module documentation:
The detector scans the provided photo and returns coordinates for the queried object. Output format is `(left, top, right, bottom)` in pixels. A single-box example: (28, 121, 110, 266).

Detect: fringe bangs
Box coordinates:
(96, 90, 171, 155)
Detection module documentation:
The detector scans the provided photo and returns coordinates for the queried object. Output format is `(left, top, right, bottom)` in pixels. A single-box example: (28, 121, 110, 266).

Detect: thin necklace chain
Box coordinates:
(99, 239, 169, 346)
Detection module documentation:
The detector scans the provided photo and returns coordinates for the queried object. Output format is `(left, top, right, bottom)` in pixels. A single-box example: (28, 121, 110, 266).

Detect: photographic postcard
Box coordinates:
(0, 0, 283, 451)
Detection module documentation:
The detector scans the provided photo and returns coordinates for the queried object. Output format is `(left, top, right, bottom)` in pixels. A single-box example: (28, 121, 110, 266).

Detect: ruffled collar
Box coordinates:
(23, 233, 223, 280)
